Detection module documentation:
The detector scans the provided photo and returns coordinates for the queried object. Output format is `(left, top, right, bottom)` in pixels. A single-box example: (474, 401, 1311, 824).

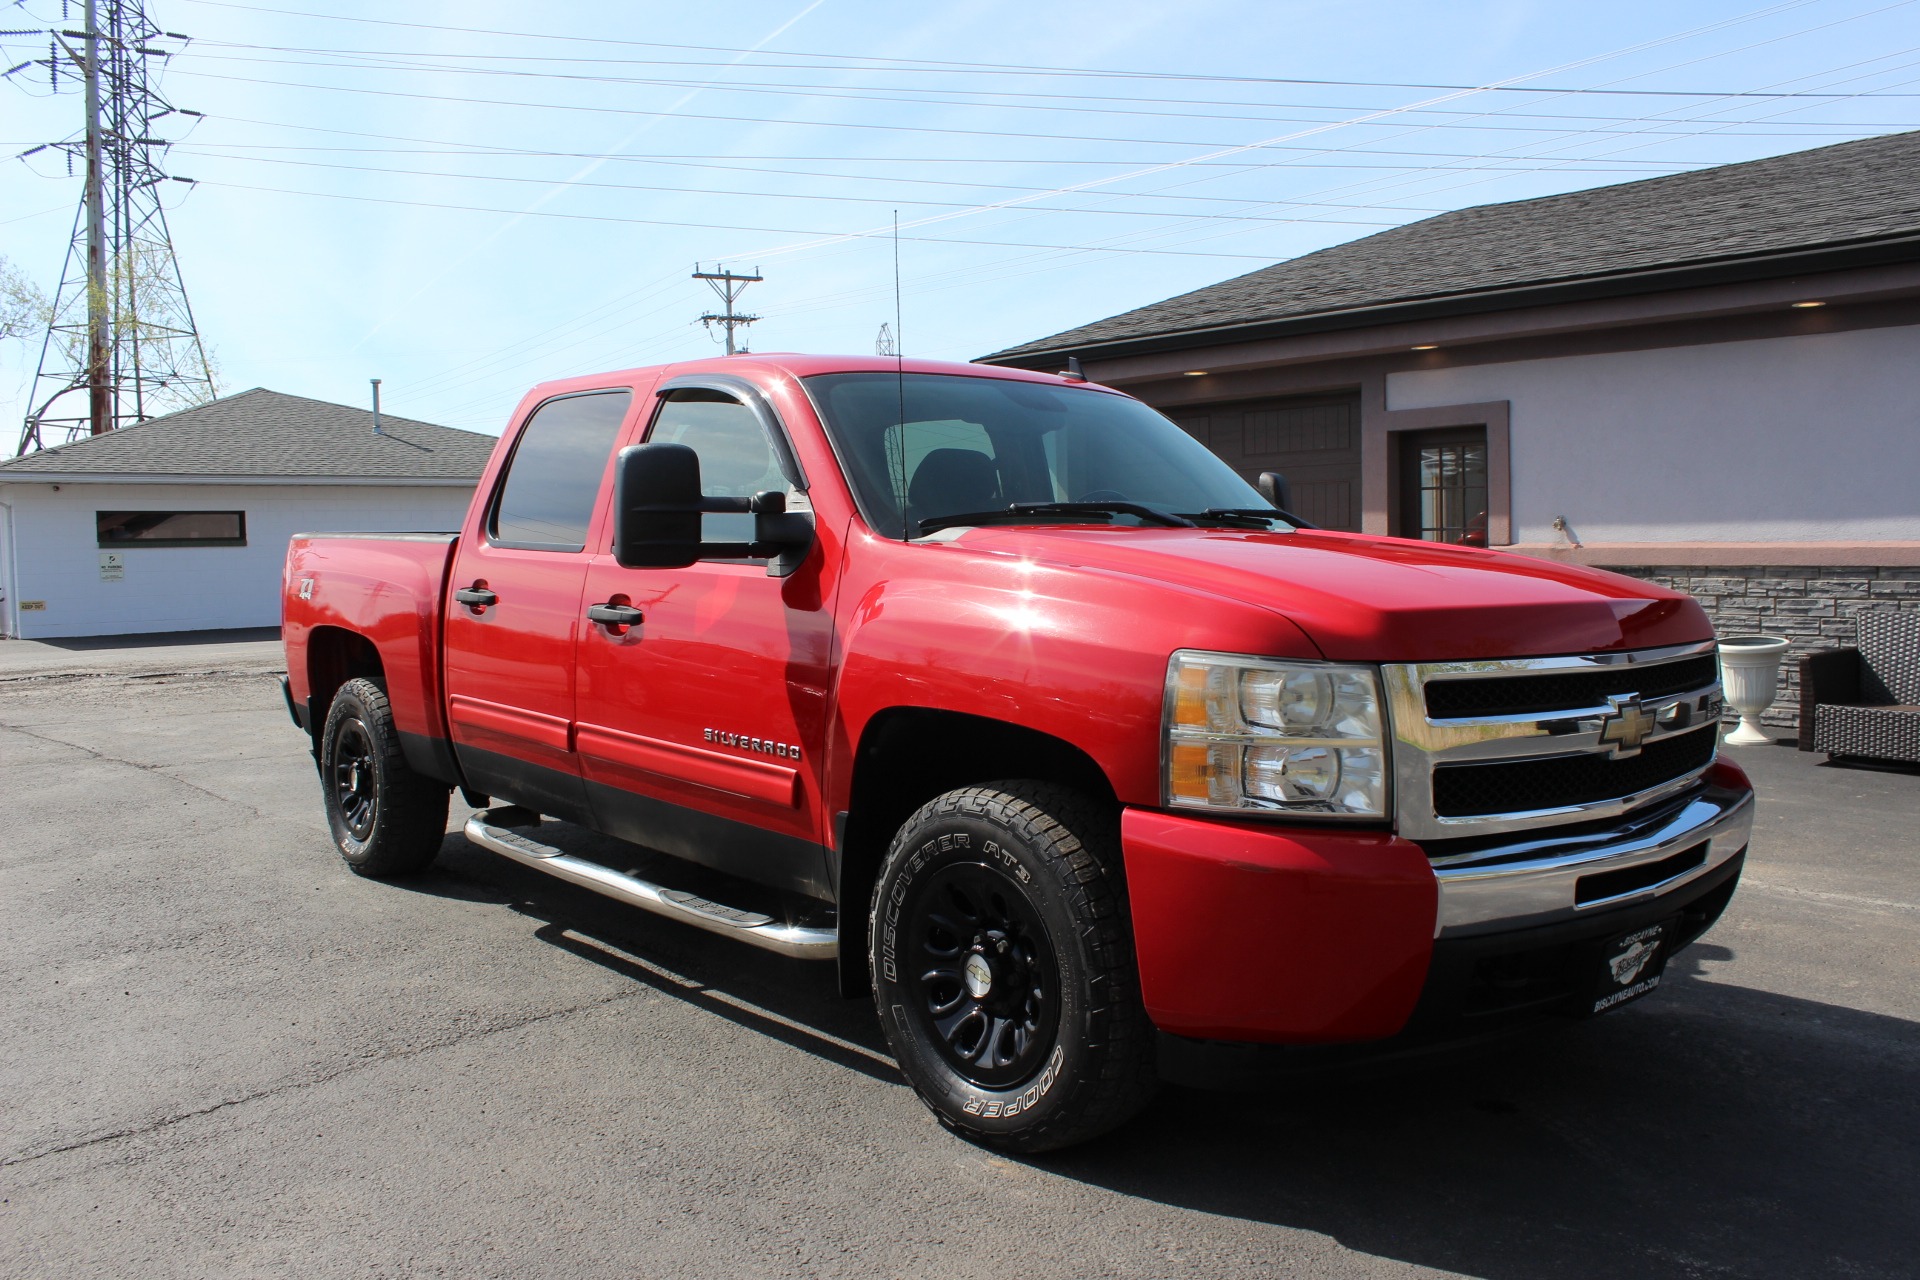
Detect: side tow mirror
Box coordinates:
(1256, 470, 1292, 512)
(613, 442, 703, 569)
(612, 442, 816, 576)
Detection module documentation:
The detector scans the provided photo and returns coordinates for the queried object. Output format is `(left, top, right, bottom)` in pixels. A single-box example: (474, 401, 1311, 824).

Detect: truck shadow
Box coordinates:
(403, 836, 1919, 1279)
(417, 834, 902, 1083)
(1044, 945, 1920, 1279)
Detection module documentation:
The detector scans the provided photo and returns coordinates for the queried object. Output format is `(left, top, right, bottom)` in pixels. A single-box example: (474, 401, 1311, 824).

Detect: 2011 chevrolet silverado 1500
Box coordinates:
(281, 354, 1753, 1151)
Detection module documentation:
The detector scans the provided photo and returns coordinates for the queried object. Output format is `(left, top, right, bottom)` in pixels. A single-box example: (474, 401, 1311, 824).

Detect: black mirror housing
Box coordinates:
(612, 444, 816, 576)
(1257, 470, 1292, 512)
(613, 442, 704, 568)
(750, 491, 814, 578)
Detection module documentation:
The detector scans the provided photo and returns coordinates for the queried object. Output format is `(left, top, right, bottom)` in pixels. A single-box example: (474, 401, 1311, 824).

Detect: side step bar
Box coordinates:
(462, 817, 838, 961)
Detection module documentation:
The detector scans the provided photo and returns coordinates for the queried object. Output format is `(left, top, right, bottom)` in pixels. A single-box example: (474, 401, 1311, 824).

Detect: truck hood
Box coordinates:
(948, 525, 1708, 662)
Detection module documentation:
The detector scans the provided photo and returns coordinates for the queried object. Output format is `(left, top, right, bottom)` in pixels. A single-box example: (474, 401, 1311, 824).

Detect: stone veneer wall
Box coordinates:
(1609, 565, 1920, 732)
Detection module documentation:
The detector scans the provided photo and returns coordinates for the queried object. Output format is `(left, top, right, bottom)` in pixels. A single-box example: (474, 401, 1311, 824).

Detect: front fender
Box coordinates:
(824, 532, 1320, 813)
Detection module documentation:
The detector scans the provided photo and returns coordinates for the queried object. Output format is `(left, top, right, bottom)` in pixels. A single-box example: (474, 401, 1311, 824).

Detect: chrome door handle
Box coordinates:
(587, 603, 644, 627)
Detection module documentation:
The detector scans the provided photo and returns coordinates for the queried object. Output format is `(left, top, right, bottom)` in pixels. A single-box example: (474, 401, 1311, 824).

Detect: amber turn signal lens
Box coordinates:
(1167, 741, 1217, 801)
(1170, 663, 1213, 731)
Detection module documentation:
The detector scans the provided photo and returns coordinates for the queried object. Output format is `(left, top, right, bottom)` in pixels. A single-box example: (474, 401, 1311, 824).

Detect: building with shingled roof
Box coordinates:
(0, 388, 495, 638)
(983, 129, 1920, 732)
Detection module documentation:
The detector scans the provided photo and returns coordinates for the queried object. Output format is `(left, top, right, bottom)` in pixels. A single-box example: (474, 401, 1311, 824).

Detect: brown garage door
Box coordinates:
(1163, 392, 1361, 531)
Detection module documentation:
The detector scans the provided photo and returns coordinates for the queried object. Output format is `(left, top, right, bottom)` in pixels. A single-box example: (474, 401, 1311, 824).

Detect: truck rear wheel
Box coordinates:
(869, 783, 1158, 1152)
(320, 677, 449, 878)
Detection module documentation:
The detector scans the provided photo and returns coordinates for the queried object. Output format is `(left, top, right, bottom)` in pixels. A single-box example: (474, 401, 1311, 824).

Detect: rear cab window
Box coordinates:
(490, 390, 634, 551)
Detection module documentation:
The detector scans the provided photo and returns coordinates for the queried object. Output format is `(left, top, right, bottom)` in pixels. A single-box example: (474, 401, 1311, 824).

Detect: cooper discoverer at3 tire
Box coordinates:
(869, 782, 1158, 1152)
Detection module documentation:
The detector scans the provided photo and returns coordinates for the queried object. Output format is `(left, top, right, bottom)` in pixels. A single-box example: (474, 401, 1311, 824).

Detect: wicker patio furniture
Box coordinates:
(1798, 610, 1920, 763)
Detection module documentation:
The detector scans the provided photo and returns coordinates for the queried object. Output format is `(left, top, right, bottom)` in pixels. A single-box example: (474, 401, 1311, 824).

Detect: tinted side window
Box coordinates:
(647, 390, 790, 542)
(492, 390, 631, 550)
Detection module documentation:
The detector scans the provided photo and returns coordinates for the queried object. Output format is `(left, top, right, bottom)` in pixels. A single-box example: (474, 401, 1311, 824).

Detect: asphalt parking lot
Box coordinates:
(3, 636, 1917, 1279)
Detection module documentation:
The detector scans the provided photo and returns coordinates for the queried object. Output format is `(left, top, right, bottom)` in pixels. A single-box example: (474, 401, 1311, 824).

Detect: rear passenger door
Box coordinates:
(443, 388, 636, 821)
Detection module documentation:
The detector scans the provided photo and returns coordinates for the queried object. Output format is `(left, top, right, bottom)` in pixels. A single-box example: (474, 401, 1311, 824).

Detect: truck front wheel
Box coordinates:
(320, 677, 449, 878)
(869, 783, 1158, 1152)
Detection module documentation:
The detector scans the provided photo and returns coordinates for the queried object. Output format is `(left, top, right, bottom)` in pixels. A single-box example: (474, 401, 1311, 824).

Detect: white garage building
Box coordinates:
(0, 388, 495, 639)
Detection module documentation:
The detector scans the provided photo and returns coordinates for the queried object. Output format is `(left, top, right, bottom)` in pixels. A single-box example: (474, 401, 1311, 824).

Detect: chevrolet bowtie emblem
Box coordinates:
(1597, 694, 1656, 758)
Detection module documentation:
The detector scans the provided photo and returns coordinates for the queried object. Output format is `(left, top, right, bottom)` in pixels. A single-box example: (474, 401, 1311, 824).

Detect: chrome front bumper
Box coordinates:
(1429, 781, 1754, 938)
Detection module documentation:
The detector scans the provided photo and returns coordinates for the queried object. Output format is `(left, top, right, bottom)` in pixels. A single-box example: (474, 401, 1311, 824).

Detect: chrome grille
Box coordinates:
(1424, 653, 1719, 720)
(1431, 725, 1718, 818)
(1385, 641, 1723, 843)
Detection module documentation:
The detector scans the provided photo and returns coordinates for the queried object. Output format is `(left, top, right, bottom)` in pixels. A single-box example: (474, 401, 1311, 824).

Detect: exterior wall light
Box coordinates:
(1791, 300, 1826, 308)
(1410, 344, 1439, 351)
(1184, 370, 1209, 377)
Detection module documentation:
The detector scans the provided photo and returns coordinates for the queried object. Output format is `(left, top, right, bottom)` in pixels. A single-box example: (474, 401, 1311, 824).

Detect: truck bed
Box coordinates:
(283, 532, 463, 782)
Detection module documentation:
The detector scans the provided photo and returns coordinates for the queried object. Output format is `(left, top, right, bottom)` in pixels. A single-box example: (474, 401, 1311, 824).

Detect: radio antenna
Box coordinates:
(890, 209, 909, 542)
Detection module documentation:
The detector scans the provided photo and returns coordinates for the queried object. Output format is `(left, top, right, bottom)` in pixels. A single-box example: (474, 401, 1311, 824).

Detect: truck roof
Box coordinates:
(518, 353, 1109, 404)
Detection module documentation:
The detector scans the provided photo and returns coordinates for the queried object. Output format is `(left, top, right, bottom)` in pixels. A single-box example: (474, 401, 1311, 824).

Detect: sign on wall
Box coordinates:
(99, 552, 125, 582)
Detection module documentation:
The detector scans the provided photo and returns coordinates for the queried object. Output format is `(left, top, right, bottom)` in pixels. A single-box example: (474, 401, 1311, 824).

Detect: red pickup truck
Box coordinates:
(282, 354, 1753, 1151)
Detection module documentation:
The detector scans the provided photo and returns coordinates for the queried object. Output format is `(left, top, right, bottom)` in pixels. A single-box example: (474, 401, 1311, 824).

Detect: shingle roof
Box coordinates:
(984, 129, 1920, 363)
(0, 388, 495, 479)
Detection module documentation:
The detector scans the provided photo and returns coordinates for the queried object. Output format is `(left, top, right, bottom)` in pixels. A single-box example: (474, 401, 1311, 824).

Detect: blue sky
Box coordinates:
(5, 0, 1920, 438)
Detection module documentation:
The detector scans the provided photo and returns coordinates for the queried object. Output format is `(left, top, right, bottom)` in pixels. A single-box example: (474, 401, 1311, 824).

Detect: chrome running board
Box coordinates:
(462, 816, 837, 961)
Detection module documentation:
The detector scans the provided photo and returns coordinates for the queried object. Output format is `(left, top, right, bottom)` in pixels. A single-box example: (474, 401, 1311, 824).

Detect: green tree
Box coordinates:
(0, 255, 48, 343)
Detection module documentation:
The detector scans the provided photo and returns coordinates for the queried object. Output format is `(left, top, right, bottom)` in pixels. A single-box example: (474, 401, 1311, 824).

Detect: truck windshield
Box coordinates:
(805, 371, 1278, 539)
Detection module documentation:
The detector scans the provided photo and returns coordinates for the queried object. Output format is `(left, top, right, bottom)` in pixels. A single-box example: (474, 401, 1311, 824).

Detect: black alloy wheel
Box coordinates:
(908, 862, 1060, 1091)
(319, 677, 450, 878)
(870, 782, 1158, 1152)
(331, 716, 379, 842)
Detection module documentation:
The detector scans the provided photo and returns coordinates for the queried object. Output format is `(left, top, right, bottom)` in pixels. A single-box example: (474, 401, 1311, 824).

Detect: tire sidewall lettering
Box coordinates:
(872, 810, 1088, 1131)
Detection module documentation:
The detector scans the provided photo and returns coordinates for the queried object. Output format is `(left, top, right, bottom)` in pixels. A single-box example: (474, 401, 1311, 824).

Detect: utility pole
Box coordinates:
(693, 265, 761, 356)
(83, 0, 108, 436)
(12, 1, 214, 454)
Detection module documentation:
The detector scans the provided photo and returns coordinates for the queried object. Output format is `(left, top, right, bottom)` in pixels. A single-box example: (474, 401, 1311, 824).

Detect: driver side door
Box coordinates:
(574, 382, 840, 901)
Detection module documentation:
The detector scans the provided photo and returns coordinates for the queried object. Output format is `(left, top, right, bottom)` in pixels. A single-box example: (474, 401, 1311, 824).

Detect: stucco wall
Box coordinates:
(0, 481, 473, 638)
(1385, 323, 1920, 545)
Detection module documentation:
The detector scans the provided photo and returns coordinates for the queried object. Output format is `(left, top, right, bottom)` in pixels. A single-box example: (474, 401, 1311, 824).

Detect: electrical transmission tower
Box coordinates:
(11, 0, 215, 455)
(693, 265, 761, 356)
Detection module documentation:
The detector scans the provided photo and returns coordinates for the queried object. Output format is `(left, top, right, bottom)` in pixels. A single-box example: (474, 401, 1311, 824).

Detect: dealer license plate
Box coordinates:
(1588, 920, 1673, 1016)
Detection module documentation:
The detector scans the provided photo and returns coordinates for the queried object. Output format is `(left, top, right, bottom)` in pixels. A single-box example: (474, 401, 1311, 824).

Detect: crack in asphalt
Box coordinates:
(0, 722, 297, 826)
(1743, 878, 1920, 914)
(0, 665, 286, 686)
(0, 986, 649, 1171)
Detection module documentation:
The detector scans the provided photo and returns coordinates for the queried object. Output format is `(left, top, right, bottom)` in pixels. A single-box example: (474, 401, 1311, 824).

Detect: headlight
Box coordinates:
(1163, 651, 1388, 818)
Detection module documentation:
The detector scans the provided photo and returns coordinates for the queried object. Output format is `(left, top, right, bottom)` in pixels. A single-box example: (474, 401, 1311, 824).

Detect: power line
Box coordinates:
(165, 64, 1920, 154)
(166, 151, 1426, 226)
(167, 0, 1920, 97)
(191, 178, 1295, 258)
(171, 115, 1725, 170)
(166, 36, 1920, 101)
(163, 46, 1920, 135)
(893, 3, 1920, 278)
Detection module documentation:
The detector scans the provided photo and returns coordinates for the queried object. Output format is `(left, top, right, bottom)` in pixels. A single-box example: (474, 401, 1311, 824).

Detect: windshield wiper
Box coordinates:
(1185, 506, 1319, 530)
(917, 501, 1197, 535)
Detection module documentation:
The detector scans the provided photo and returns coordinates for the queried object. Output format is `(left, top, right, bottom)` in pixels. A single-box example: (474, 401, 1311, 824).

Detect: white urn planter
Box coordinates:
(1719, 635, 1791, 746)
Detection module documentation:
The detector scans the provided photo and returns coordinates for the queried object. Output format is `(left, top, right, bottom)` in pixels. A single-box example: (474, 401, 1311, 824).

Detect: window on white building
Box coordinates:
(96, 511, 247, 548)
